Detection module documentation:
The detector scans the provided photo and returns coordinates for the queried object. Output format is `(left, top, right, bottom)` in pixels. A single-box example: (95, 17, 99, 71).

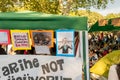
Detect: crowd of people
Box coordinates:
(88, 31, 120, 67)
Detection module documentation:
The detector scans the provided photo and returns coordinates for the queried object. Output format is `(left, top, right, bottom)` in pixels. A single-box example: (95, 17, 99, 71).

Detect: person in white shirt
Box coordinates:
(108, 64, 120, 80)
(116, 63, 120, 80)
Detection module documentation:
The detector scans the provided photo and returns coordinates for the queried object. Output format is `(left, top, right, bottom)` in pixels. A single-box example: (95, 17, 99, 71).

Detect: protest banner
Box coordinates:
(0, 55, 82, 80)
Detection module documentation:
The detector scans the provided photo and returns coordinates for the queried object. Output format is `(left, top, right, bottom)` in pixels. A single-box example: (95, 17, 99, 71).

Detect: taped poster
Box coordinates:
(10, 30, 31, 50)
(30, 30, 54, 48)
(56, 30, 74, 57)
(0, 30, 10, 44)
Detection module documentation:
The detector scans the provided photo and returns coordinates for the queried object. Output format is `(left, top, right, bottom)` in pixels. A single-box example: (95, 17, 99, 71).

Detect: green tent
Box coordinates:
(88, 18, 120, 32)
(0, 11, 87, 30)
(0, 11, 89, 80)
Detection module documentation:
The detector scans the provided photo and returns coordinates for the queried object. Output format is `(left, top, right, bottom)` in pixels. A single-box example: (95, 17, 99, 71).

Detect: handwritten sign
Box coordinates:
(0, 55, 82, 80)
(10, 30, 31, 50)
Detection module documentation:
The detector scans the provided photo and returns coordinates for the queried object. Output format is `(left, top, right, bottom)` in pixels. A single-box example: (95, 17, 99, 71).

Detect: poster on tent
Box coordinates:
(30, 30, 54, 47)
(0, 30, 10, 44)
(10, 30, 31, 50)
(56, 30, 74, 57)
(30, 30, 54, 55)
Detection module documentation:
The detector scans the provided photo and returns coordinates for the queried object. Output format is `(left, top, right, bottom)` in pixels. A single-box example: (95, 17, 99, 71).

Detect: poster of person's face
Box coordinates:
(10, 30, 31, 50)
(30, 30, 54, 47)
(56, 30, 74, 57)
(0, 30, 10, 44)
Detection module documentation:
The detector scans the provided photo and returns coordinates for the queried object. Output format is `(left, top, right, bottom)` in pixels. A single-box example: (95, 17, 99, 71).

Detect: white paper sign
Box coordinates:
(35, 46, 50, 55)
(0, 55, 82, 80)
(0, 32, 8, 43)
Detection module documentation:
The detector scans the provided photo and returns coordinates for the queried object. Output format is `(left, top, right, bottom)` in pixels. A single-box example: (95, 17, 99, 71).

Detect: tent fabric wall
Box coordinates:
(0, 11, 87, 30)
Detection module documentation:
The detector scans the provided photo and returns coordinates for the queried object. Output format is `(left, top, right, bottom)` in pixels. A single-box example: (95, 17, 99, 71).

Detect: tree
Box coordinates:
(58, 0, 114, 15)
(105, 13, 120, 19)
(69, 10, 104, 27)
(0, 0, 14, 12)
(0, 0, 114, 15)
(23, 0, 60, 14)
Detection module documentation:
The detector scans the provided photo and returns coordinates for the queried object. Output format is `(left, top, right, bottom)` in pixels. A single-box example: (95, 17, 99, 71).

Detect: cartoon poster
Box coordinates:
(56, 30, 74, 57)
(30, 30, 54, 48)
(0, 30, 10, 44)
(10, 30, 31, 50)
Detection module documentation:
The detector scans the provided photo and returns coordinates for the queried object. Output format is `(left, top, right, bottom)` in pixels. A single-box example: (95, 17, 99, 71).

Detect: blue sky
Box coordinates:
(90, 0, 120, 16)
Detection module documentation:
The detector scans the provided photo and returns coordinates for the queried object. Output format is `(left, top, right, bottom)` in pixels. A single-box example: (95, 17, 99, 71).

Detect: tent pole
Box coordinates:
(82, 31, 89, 80)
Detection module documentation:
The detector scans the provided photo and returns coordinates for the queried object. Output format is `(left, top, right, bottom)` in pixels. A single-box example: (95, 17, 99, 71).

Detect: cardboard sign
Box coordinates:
(0, 30, 10, 44)
(10, 30, 31, 50)
(0, 55, 82, 80)
(112, 18, 120, 26)
(98, 19, 108, 26)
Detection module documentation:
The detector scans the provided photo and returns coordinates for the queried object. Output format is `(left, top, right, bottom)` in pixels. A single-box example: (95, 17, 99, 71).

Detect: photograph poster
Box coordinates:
(0, 30, 10, 44)
(30, 30, 54, 54)
(30, 30, 54, 47)
(10, 30, 31, 50)
(56, 30, 74, 57)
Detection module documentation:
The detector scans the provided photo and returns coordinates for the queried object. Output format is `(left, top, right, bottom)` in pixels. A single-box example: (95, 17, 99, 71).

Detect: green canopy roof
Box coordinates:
(0, 11, 87, 30)
(89, 18, 120, 32)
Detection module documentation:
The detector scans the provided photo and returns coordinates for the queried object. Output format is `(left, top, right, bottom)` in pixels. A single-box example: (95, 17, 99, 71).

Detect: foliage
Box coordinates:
(105, 13, 120, 19)
(0, 0, 114, 14)
(0, 0, 14, 12)
(69, 10, 104, 27)
(23, 0, 60, 14)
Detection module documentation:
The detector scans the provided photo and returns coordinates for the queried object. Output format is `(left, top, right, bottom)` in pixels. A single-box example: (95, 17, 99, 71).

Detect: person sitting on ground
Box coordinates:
(108, 63, 120, 80)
